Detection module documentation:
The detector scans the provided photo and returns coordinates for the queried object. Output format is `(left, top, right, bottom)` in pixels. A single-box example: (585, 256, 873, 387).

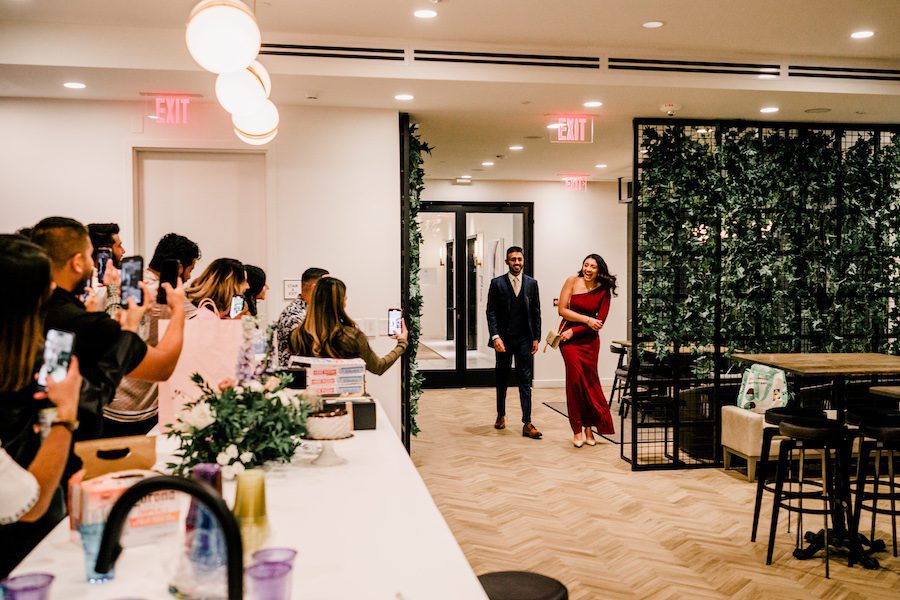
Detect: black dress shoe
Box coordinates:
(494, 416, 506, 430)
(522, 423, 542, 439)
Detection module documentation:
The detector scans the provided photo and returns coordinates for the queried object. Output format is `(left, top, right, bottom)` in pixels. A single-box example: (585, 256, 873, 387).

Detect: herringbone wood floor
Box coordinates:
(412, 388, 900, 599)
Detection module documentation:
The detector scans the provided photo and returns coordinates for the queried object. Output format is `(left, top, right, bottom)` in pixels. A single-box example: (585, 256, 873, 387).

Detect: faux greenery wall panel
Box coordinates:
(636, 122, 900, 362)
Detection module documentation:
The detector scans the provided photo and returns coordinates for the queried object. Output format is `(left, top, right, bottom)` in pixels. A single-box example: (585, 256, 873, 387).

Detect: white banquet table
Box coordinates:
(13, 401, 489, 600)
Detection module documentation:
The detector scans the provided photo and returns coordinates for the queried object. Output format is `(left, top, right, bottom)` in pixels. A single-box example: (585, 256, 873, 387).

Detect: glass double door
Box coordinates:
(417, 202, 533, 388)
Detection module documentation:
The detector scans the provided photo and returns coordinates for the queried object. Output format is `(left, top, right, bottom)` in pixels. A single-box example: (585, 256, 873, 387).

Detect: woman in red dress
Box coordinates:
(557, 254, 617, 447)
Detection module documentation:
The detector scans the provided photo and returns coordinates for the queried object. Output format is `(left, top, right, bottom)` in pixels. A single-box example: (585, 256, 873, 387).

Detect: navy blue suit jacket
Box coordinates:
(485, 273, 541, 347)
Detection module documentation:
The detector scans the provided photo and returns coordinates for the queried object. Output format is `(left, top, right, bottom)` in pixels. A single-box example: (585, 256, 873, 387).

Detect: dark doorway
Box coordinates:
(466, 236, 478, 351)
(445, 241, 454, 341)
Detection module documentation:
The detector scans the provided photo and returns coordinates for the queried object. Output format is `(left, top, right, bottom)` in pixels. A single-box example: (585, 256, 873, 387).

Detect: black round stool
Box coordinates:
(478, 571, 568, 600)
(850, 419, 900, 566)
(750, 407, 826, 542)
(766, 418, 848, 578)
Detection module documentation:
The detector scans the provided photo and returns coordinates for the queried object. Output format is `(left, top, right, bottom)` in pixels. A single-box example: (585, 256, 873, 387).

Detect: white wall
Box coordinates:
(422, 179, 629, 387)
(0, 98, 404, 433)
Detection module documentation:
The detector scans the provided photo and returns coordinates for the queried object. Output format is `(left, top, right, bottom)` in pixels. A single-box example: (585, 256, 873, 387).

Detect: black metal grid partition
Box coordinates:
(626, 118, 900, 470)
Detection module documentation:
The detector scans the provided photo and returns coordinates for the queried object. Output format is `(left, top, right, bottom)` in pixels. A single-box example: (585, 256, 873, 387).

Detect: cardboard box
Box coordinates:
(323, 396, 377, 430)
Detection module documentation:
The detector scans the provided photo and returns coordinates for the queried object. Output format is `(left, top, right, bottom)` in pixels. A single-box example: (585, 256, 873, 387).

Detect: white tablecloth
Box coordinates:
(13, 402, 488, 599)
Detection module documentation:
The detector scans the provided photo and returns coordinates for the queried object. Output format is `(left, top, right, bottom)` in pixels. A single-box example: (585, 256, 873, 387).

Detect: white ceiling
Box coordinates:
(2, 0, 899, 182)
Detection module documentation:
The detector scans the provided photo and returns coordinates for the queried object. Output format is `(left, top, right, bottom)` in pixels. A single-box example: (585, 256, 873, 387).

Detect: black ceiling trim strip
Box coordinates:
(414, 56, 598, 69)
(415, 49, 598, 62)
(789, 65, 900, 75)
(609, 65, 768, 76)
(610, 57, 779, 70)
(262, 43, 403, 54)
(260, 50, 405, 61)
(788, 72, 900, 82)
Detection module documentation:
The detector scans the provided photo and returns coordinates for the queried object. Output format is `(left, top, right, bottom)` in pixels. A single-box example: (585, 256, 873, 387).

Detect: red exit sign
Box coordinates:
(550, 115, 593, 144)
(155, 96, 191, 125)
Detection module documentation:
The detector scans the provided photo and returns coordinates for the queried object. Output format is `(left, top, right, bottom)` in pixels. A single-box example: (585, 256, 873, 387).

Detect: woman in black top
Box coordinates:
(244, 264, 268, 317)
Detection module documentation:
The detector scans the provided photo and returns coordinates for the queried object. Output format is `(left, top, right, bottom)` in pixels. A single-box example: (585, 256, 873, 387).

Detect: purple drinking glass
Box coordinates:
(246, 561, 292, 600)
(251, 547, 297, 566)
(0, 572, 54, 600)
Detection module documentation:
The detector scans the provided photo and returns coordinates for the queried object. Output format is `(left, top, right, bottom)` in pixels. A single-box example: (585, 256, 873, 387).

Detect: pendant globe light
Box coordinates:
(215, 60, 271, 116)
(232, 99, 279, 145)
(186, 0, 261, 74)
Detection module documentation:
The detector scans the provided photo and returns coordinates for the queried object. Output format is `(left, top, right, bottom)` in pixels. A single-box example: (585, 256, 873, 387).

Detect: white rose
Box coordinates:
(274, 390, 296, 407)
(184, 402, 216, 430)
(264, 377, 280, 392)
(231, 462, 246, 477)
(170, 419, 188, 434)
(240, 451, 254, 464)
(225, 444, 239, 459)
(216, 452, 230, 466)
(248, 381, 264, 393)
(221, 465, 236, 480)
(234, 386, 245, 395)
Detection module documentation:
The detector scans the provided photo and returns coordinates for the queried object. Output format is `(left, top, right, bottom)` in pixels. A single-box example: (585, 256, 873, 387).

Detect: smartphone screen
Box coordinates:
(96, 248, 112, 286)
(120, 256, 144, 307)
(388, 308, 402, 336)
(37, 329, 75, 390)
(229, 296, 245, 319)
(157, 258, 179, 305)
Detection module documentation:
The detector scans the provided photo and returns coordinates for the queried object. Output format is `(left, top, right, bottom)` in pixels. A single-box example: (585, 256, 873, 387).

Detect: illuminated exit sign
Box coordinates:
(559, 173, 590, 191)
(155, 96, 191, 125)
(550, 115, 593, 144)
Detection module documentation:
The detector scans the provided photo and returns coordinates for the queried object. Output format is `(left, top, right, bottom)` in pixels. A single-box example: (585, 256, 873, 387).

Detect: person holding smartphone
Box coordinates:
(184, 258, 249, 320)
(290, 277, 409, 375)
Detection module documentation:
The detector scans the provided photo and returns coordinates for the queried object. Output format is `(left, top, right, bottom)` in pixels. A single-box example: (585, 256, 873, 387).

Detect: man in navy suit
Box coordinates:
(486, 246, 542, 439)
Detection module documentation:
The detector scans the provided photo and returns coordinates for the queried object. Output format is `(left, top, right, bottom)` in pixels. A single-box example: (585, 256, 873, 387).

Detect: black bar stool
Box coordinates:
(609, 344, 629, 414)
(850, 418, 900, 566)
(478, 571, 568, 600)
(766, 418, 849, 578)
(750, 407, 827, 542)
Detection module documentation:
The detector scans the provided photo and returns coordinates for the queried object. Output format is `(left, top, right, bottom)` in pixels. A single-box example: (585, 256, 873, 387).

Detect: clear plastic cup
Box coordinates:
(78, 523, 114, 583)
(246, 561, 292, 600)
(0, 572, 54, 600)
(251, 547, 297, 566)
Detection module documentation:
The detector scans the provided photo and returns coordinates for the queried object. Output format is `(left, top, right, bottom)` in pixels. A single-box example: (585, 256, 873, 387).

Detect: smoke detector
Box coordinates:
(660, 103, 682, 117)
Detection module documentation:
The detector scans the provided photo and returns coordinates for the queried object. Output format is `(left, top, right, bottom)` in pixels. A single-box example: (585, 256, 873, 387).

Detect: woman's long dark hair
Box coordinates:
(0, 235, 52, 391)
(244, 264, 266, 317)
(291, 277, 359, 358)
(578, 253, 618, 296)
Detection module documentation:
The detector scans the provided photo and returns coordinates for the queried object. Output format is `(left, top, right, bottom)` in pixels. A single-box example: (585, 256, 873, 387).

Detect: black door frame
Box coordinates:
(420, 201, 535, 388)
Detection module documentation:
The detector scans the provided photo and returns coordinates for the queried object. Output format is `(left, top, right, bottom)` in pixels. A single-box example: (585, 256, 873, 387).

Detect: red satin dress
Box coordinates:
(559, 286, 615, 435)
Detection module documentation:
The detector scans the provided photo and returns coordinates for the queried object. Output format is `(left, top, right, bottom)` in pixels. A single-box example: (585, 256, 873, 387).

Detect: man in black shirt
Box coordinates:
(31, 217, 186, 437)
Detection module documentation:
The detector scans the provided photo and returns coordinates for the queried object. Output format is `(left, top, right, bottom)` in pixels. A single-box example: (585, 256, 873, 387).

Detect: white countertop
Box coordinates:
(13, 402, 488, 600)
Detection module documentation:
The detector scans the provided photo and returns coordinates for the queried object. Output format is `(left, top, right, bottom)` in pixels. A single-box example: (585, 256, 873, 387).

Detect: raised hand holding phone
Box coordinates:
(119, 255, 144, 308)
(37, 329, 75, 391)
(229, 295, 245, 319)
(388, 308, 403, 337)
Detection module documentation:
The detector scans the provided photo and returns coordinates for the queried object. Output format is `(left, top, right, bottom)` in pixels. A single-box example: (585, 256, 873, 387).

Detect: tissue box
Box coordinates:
(323, 396, 377, 430)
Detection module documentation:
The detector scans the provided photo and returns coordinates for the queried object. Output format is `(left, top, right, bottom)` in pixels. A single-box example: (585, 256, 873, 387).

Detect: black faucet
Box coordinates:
(94, 475, 244, 600)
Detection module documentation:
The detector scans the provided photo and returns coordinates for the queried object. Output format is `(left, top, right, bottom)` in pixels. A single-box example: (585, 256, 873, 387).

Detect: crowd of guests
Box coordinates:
(0, 216, 408, 576)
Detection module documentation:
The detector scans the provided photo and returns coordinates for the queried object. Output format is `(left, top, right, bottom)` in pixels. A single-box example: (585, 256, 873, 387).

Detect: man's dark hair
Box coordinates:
(14, 227, 33, 240)
(31, 217, 89, 269)
(148, 233, 201, 272)
(87, 223, 119, 256)
(301, 267, 329, 285)
(506, 246, 524, 258)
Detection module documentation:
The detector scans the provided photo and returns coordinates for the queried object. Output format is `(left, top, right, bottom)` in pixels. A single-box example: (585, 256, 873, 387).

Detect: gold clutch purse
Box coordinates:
(544, 328, 562, 352)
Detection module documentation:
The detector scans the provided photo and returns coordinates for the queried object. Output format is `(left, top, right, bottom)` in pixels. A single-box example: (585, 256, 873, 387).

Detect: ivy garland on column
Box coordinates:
(406, 123, 431, 435)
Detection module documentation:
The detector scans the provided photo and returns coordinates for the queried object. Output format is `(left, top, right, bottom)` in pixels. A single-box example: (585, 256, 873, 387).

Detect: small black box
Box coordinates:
(275, 367, 306, 390)
(323, 396, 376, 430)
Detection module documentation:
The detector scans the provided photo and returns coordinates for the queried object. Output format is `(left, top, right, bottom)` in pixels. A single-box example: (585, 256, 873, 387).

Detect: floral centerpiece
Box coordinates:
(167, 373, 311, 478)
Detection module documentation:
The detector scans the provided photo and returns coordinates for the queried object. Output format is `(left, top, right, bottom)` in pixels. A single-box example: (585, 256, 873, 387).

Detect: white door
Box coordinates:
(135, 148, 267, 291)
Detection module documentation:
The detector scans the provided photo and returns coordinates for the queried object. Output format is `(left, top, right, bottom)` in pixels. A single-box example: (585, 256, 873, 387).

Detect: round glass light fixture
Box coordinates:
(186, 0, 261, 74)
(63, 82, 86, 89)
(414, 9, 437, 19)
(508, 145, 524, 151)
(583, 101, 603, 108)
(394, 94, 414, 101)
(232, 99, 279, 145)
(215, 60, 271, 116)
(642, 21, 665, 29)
(482, 161, 494, 166)
(851, 30, 874, 39)
(760, 106, 780, 114)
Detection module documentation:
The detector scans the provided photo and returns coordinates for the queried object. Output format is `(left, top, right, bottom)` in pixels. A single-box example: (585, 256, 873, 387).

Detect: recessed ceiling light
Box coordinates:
(508, 145, 524, 151)
(546, 123, 562, 129)
(851, 30, 874, 39)
(760, 106, 780, 114)
(414, 9, 437, 19)
(757, 74, 778, 80)
(583, 101, 603, 108)
(482, 161, 495, 166)
(460, 175, 472, 179)
(146, 115, 159, 120)
(63, 82, 86, 89)
(595, 164, 608, 169)
(394, 94, 414, 101)
(804, 107, 832, 114)
(642, 21, 665, 29)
